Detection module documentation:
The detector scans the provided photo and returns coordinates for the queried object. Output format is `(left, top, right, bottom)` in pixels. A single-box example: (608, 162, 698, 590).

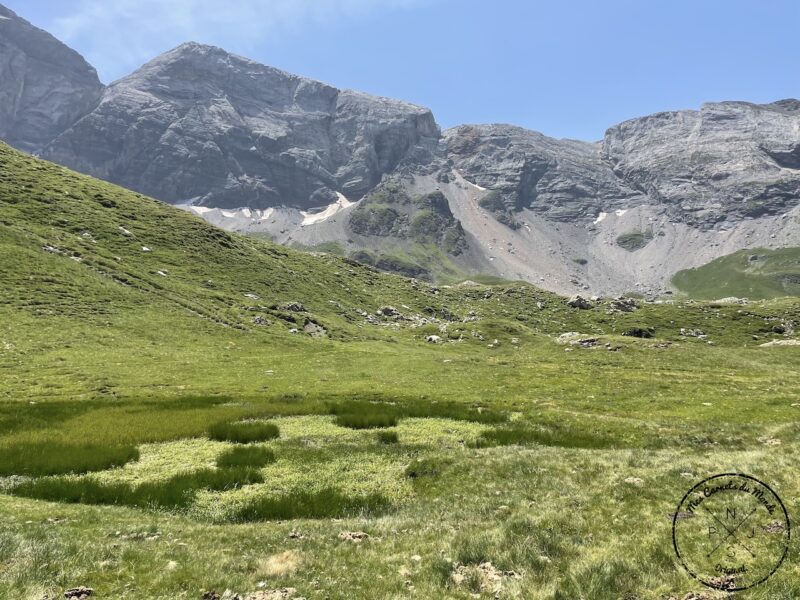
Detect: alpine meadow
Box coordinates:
(2, 2, 800, 599)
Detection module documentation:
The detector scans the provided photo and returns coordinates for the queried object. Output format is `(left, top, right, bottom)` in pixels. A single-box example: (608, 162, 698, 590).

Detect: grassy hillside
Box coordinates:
(672, 247, 800, 299)
(1, 143, 800, 599)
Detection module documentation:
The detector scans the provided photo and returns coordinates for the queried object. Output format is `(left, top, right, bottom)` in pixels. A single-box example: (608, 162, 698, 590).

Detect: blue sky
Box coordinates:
(7, 0, 799, 140)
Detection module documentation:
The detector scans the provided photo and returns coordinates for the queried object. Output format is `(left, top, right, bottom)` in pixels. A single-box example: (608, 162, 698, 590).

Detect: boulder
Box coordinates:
(622, 327, 655, 339)
(567, 295, 593, 309)
(610, 297, 638, 312)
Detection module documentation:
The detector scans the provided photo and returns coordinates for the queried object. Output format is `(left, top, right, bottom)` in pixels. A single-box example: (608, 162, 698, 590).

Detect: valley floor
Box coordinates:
(1, 318, 799, 599)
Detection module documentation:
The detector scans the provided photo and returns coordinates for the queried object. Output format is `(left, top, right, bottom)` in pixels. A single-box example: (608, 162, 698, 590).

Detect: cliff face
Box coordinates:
(444, 101, 800, 228)
(601, 100, 800, 226)
(43, 43, 440, 209)
(444, 124, 642, 222)
(0, 5, 103, 153)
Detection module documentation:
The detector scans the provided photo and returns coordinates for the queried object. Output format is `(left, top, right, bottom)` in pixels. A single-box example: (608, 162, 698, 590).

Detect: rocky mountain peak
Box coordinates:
(769, 98, 800, 114)
(38, 39, 439, 209)
(0, 3, 103, 152)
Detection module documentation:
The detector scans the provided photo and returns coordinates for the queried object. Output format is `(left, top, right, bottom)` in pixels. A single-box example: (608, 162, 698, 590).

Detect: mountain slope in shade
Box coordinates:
(0, 4, 103, 153)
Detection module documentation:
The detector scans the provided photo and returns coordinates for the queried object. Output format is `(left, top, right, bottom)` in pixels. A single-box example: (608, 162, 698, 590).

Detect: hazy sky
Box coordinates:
(7, 0, 800, 140)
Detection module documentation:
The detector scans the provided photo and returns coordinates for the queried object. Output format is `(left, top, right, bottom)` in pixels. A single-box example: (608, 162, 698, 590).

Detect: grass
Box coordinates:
(227, 488, 391, 522)
(473, 426, 619, 450)
(616, 229, 654, 251)
(328, 399, 506, 425)
(215, 446, 275, 468)
(673, 247, 800, 299)
(207, 421, 280, 444)
(0, 143, 800, 598)
(334, 413, 398, 429)
(376, 430, 399, 444)
(0, 442, 139, 476)
(11, 467, 263, 510)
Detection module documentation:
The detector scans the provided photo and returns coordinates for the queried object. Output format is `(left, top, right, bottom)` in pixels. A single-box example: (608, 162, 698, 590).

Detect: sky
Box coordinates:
(6, 0, 800, 141)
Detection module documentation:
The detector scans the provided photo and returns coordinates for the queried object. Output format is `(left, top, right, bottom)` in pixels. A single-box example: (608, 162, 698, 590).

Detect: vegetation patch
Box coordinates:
(376, 430, 399, 444)
(478, 191, 520, 229)
(208, 421, 280, 444)
(672, 247, 800, 299)
(334, 413, 399, 429)
(405, 456, 452, 479)
(474, 427, 618, 449)
(616, 230, 654, 251)
(216, 446, 276, 469)
(328, 399, 506, 425)
(227, 488, 391, 522)
(0, 442, 139, 477)
(12, 467, 263, 509)
(374, 253, 429, 278)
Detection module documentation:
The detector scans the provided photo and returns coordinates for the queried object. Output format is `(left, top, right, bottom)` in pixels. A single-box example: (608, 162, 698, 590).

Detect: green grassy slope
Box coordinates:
(1, 143, 800, 599)
(672, 247, 800, 299)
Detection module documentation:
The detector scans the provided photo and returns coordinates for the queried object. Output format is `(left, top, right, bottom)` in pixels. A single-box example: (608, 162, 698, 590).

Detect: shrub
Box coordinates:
(216, 446, 276, 468)
(208, 421, 280, 443)
(376, 431, 399, 444)
(229, 488, 391, 522)
(0, 442, 139, 477)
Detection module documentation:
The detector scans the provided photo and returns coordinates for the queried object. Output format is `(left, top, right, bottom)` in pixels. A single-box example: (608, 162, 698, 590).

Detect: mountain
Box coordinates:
(44, 42, 439, 209)
(0, 3, 798, 297)
(0, 4, 103, 153)
(4, 124, 800, 600)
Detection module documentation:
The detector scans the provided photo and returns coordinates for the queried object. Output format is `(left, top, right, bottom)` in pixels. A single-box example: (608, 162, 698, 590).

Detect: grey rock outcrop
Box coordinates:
(43, 42, 439, 209)
(0, 5, 103, 153)
(444, 124, 642, 221)
(602, 100, 800, 225)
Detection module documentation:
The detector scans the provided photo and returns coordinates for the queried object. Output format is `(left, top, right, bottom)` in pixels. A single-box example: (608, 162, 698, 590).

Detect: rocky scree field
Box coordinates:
(0, 144, 800, 598)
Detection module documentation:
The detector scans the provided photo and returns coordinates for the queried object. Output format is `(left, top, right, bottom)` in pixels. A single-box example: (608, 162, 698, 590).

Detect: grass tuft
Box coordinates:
(12, 468, 263, 509)
(376, 430, 399, 444)
(208, 421, 280, 444)
(474, 427, 617, 449)
(329, 398, 506, 425)
(0, 443, 139, 477)
(215, 446, 276, 468)
(334, 413, 398, 429)
(229, 488, 391, 522)
(405, 457, 451, 479)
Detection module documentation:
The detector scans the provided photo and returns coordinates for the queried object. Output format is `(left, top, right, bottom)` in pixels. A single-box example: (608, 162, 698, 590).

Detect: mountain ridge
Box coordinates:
(0, 3, 798, 297)
(0, 4, 103, 152)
